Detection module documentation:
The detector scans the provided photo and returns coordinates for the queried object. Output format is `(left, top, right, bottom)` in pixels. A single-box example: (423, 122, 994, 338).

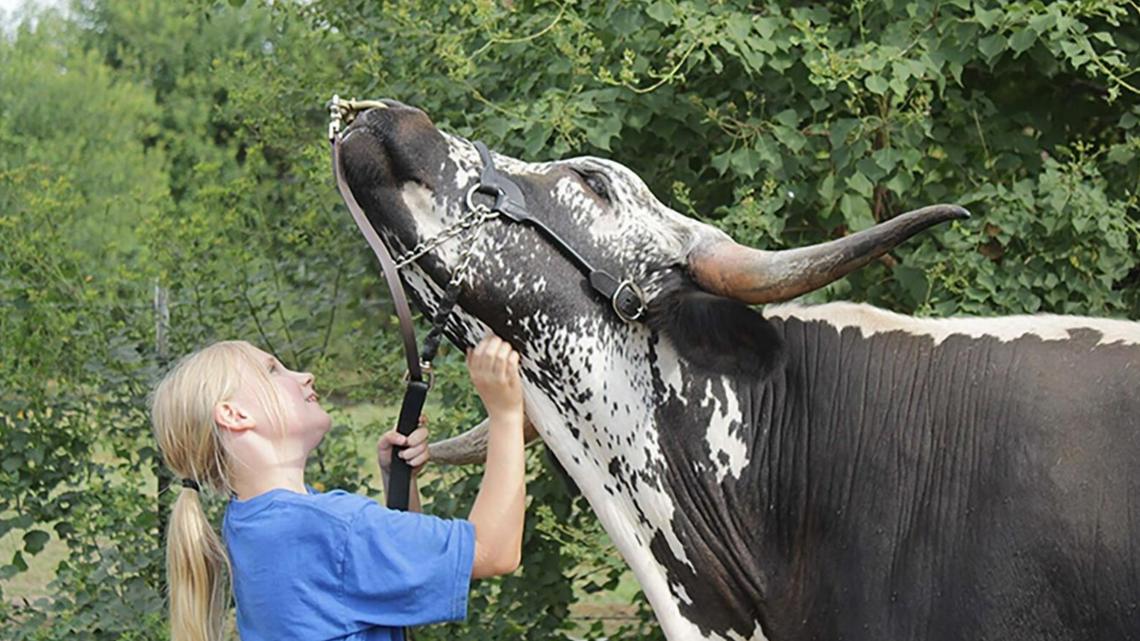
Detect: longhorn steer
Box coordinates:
(339, 101, 1140, 641)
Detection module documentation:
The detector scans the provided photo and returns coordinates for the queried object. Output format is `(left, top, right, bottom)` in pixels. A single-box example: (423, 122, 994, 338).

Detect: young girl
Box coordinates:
(151, 334, 526, 641)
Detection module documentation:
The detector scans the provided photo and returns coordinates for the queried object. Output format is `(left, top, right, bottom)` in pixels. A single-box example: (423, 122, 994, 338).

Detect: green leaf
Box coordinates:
(1009, 28, 1035, 55)
(829, 118, 860, 148)
(978, 34, 1006, 61)
(894, 264, 929, 306)
(711, 150, 732, 175)
(773, 109, 799, 128)
(484, 117, 512, 140)
(772, 125, 805, 152)
(1028, 12, 1056, 34)
(23, 529, 49, 554)
(584, 115, 622, 151)
(974, 6, 1002, 29)
(646, 1, 675, 24)
(1106, 144, 1134, 165)
(865, 75, 889, 95)
(847, 172, 874, 198)
(886, 171, 914, 194)
(11, 551, 27, 573)
(726, 14, 752, 41)
(1091, 32, 1116, 47)
(729, 148, 762, 178)
(873, 148, 901, 172)
(840, 193, 876, 229)
(522, 123, 551, 158)
(819, 173, 836, 202)
(754, 17, 778, 39)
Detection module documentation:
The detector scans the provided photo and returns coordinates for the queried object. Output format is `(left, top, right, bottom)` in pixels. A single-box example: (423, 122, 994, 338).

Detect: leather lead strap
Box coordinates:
(331, 134, 421, 512)
(332, 136, 423, 384)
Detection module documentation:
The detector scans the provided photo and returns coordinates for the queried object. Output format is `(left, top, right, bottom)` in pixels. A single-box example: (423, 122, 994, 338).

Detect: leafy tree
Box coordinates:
(1, 0, 1136, 639)
(0, 9, 167, 638)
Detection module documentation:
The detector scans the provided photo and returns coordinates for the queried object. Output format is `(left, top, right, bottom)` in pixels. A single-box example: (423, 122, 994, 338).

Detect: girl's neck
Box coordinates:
(223, 432, 312, 500)
(231, 467, 308, 501)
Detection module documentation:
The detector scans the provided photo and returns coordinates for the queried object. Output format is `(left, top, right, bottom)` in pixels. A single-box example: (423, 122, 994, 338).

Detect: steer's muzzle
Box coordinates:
(341, 100, 447, 191)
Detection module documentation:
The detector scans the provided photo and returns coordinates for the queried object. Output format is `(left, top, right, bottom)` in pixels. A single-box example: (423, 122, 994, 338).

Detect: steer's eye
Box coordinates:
(574, 169, 611, 202)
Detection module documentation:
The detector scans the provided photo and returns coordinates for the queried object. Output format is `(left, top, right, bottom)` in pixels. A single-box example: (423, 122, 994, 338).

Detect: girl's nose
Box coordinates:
(298, 371, 314, 387)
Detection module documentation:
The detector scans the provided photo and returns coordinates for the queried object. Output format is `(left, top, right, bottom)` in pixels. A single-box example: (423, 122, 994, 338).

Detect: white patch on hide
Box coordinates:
(768, 301, 1140, 347)
(657, 341, 688, 407)
(703, 379, 748, 483)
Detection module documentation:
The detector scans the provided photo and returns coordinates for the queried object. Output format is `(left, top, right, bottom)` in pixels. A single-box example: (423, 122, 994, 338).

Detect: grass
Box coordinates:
(0, 523, 68, 604)
(2, 439, 150, 606)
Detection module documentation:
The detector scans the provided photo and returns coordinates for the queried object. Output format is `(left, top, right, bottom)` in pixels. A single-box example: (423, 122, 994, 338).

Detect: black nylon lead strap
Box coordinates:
(386, 379, 429, 511)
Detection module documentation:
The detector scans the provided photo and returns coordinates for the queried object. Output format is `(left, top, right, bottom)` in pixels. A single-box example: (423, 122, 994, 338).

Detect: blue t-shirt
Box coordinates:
(222, 486, 475, 641)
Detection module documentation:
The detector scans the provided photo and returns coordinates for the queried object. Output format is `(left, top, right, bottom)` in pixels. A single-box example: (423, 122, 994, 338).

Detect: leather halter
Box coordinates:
(327, 96, 648, 510)
(468, 140, 647, 323)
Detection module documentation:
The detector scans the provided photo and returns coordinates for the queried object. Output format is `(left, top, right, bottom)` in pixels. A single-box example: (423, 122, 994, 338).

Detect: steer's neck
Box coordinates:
(526, 324, 779, 641)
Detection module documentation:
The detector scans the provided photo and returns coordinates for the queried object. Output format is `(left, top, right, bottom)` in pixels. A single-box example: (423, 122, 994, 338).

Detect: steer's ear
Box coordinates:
(647, 277, 785, 379)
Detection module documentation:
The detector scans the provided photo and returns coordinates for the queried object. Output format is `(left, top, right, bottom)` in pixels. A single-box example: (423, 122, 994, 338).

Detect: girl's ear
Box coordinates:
(214, 401, 256, 433)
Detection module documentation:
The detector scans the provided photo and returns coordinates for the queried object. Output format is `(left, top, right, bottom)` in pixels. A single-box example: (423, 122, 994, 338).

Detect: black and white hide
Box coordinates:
(338, 100, 1140, 641)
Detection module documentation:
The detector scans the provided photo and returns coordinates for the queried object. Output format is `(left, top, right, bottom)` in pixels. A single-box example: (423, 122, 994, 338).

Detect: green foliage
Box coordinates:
(1, 0, 1137, 639)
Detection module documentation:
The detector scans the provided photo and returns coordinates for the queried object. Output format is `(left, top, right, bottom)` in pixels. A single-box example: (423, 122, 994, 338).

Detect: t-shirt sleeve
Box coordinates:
(339, 500, 475, 628)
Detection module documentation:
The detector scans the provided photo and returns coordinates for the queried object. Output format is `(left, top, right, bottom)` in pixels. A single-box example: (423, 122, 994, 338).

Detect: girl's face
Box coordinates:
(236, 347, 332, 451)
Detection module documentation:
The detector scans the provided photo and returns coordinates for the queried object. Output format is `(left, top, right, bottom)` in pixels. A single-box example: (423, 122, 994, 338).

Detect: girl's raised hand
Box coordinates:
(466, 334, 522, 419)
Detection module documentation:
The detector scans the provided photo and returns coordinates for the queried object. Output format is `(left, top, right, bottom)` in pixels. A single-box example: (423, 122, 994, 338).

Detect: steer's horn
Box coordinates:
(688, 204, 969, 304)
(429, 416, 542, 465)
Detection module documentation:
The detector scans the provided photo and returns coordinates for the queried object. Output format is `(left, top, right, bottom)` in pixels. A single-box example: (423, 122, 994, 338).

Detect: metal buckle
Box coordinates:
(403, 361, 435, 388)
(611, 280, 646, 323)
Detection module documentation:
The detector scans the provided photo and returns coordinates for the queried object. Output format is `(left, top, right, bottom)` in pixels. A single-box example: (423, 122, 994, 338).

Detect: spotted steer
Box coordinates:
(338, 101, 1140, 641)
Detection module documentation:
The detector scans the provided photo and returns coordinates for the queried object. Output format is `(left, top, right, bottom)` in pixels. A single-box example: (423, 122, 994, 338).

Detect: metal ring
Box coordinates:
(464, 183, 483, 214)
(465, 182, 504, 215)
(611, 280, 647, 323)
(403, 362, 435, 388)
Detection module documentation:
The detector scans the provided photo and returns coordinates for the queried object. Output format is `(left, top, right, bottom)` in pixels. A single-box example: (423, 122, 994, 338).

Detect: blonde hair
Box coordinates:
(150, 340, 288, 641)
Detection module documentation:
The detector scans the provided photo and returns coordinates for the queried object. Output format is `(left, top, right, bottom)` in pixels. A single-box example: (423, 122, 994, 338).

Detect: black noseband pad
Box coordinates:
(474, 141, 530, 222)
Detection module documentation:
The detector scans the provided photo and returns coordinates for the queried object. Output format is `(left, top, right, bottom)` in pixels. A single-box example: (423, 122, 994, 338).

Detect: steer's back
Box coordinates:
(764, 305, 1140, 641)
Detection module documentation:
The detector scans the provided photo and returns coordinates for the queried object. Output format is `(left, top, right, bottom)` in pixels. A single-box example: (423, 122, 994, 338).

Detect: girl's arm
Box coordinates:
(464, 335, 527, 579)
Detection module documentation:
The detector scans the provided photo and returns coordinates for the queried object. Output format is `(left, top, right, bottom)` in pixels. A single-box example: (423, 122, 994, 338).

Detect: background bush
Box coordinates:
(1, 0, 1136, 639)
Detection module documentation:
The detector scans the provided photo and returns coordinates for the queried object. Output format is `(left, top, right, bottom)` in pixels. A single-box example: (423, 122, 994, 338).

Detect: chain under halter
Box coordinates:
(394, 191, 500, 268)
(417, 223, 481, 369)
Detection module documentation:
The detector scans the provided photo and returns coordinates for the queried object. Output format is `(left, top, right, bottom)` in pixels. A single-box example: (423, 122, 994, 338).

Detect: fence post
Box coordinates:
(154, 280, 172, 595)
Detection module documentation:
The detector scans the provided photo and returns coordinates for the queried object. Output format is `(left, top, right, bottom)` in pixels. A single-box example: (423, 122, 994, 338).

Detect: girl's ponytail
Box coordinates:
(167, 486, 231, 641)
(151, 341, 282, 641)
